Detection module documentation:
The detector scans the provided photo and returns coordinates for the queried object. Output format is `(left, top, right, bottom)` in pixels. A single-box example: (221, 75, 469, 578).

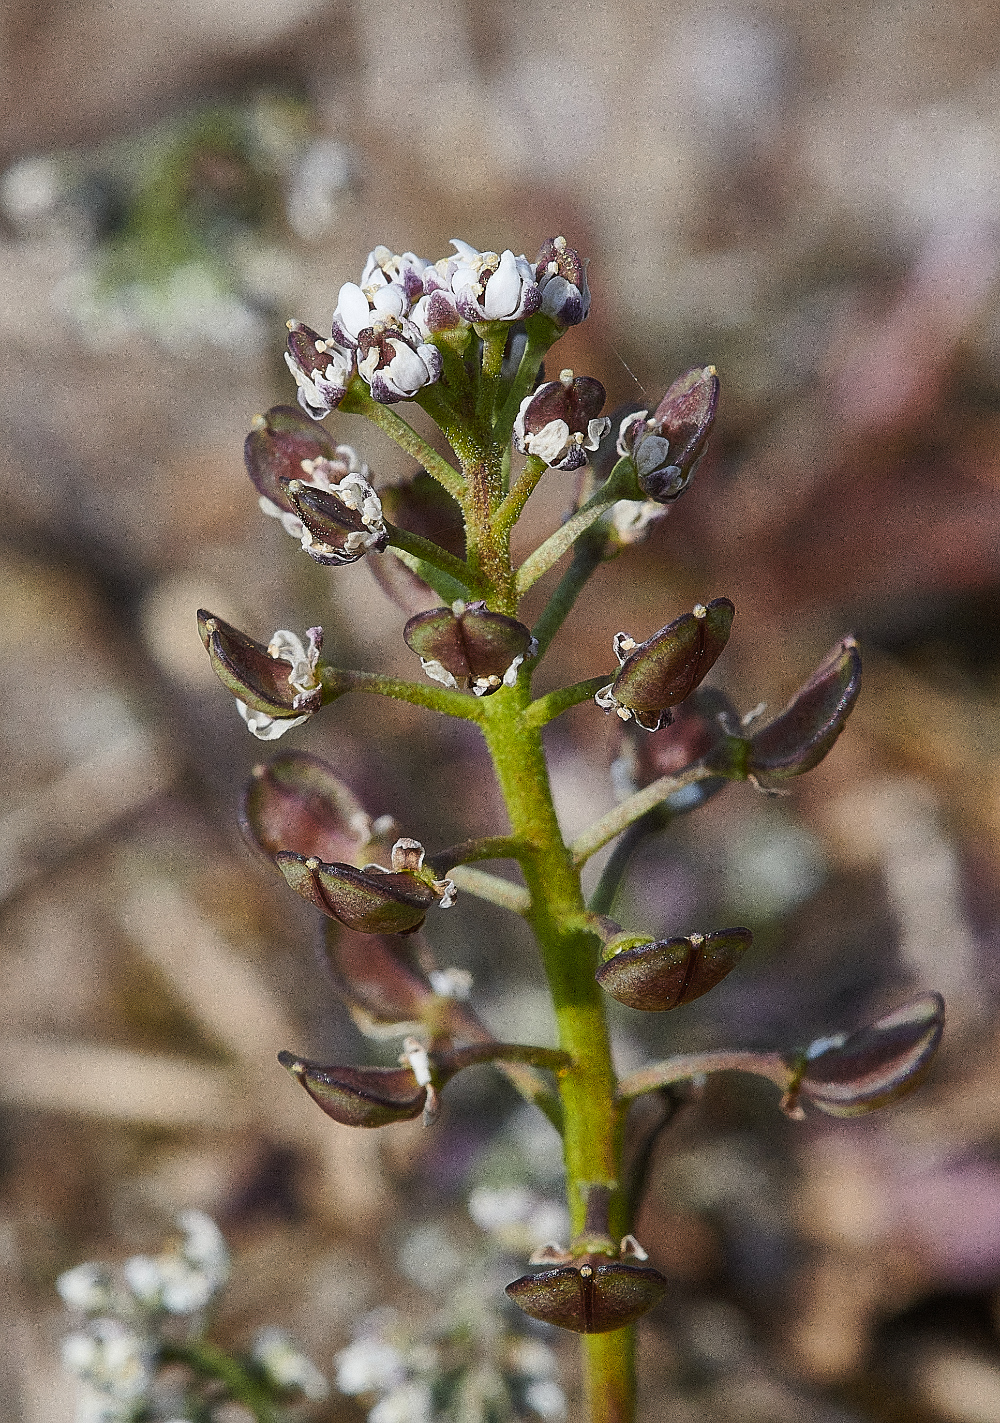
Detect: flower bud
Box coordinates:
(278, 1052, 427, 1127)
(595, 928, 752, 1011)
(403, 601, 536, 696)
(595, 598, 735, 732)
(198, 612, 323, 740)
(284, 321, 354, 419)
(506, 1258, 667, 1334)
(240, 752, 373, 863)
(356, 319, 443, 403)
(747, 637, 861, 786)
(276, 837, 456, 935)
(617, 366, 719, 503)
(513, 371, 610, 471)
(445, 241, 541, 323)
(787, 992, 945, 1118)
(534, 236, 590, 326)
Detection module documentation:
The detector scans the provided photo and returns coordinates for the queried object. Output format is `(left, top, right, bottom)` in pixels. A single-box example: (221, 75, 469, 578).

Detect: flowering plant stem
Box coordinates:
(162, 1339, 278, 1423)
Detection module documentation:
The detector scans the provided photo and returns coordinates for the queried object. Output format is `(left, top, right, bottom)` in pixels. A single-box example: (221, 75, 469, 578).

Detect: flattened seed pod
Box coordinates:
(596, 599, 734, 731)
(748, 636, 862, 786)
(240, 751, 372, 864)
(793, 992, 945, 1118)
(278, 1053, 426, 1127)
(276, 838, 455, 935)
(244, 404, 340, 510)
(404, 601, 535, 696)
(596, 929, 752, 1011)
(506, 1259, 667, 1334)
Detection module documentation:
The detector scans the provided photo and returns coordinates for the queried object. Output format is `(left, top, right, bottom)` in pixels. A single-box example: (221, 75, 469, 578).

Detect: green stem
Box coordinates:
(525, 676, 611, 730)
(385, 522, 483, 598)
(348, 389, 466, 500)
(320, 667, 485, 722)
(446, 865, 531, 915)
(531, 531, 608, 657)
(162, 1341, 277, 1423)
(492, 318, 558, 446)
(514, 459, 639, 597)
(617, 1050, 793, 1102)
(426, 835, 524, 874)
(493, 454, 548, 537)
(570, 764, 717, 865)
(478, 681, 634, 1421)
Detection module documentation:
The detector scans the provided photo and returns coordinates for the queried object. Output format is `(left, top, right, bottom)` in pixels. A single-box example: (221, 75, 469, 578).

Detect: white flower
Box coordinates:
(369, 1381, 434, 1423)
(335, 1338, 408, 1395)
(253, 1328, 328, 1400)
(605, 498, 668, 546)
(355, 320, 443, 403)
(124, 1212, 229, 1315)
(61, 1320, 153, 1402)
(446, 241, 540, 322)
(57, 1263, 114, 1315)
(467, 1187, 569, 1254)
(526, 1379, 568, 1419)
(284, 321, 354, 420)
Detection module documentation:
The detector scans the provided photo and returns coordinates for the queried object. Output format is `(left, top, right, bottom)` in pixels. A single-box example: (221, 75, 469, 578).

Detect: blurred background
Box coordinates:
(2, 0, 999, 1418)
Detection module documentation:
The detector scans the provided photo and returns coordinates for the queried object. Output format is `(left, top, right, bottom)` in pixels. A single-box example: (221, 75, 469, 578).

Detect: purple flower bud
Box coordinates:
(198, 612, 323, 740)
(596, 928, 752, 1011)
(595, 598, 735, 732)
(355, 319, 443, 404)
(513, 370, 610, 471)
(276, 837, 456, 935)
(278, 1053, 427, 1127)
(787, 992, 945, 1118)
(617, 367, 719, 503)
(240, 751, 373, 864)
(534, 236, 590, 326)
(403, 601, 536, 696)
(506, 1258, 667, 1334)
(284, 321, 353, 420)
(747, 637, 862, 786)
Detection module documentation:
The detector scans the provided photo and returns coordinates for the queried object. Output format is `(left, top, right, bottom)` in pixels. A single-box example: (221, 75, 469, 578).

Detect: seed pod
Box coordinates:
(278, 1053, 426, 1127)
(595, 599, 734, 731)
(323, 924, 437, 1028)
(617, 366, 719, 503)
(513, 370, 610, 471)
(506, 1258, 667, 1334)
(791, 992, 945, 1118)
(244, 405, 340, 511)
(276, 838, 455, 935)
(534, 236, 590, 327)
(240, 752, 373, 864)
(198, 613, 322, 739)
(278, 471, 389, 566)
(404, 601, 535, 696)
(747, 637, 861, 786)
(596, 929, 752, 1011)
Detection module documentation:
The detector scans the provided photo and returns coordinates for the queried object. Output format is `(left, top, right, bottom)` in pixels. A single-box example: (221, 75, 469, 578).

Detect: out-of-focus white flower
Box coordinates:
(124, 1211, 229, 1315)
(605, 498, 668, 546)
(57, 1263, 115, 1315)
(526, 1378, 568, 1419)
(335, 1337, 408, 1395)
(509, 1337, 559, 1379)
(253, 1327, 329, 1400)
(369, 1380, 434, 1423)
(467, 1186, 569, 1254)
(62, 1320, 153, 1402)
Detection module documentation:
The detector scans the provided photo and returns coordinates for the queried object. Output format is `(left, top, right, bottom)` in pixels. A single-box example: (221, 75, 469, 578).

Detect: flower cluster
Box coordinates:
(284, 237, 589, 416)
(58, 1212, 326, 1423)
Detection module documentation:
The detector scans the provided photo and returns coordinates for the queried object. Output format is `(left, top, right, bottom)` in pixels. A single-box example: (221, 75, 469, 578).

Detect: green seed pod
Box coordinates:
(595, 929, 752, 1011)
(404, 601, 536, 696)
(506, 1258, 667, 1334)
(278, 1053, 426, 1127)
(240, 752, 372, 864)
(748, 637, 862, 786)
(596, 598, 735, 731)
(792, 992, 945, 1118)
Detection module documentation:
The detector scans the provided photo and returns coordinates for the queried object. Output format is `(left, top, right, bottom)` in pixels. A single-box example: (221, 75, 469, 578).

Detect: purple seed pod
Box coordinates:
(198, 612, 323, 740)
(278, 467, 388, 565)
(789, 992, 945, 1118)
(506, 1257, 667, 1334)
(276, 837, 456, 935)
(617, 366, 719, 503)
(240, 752, 373, 865)
(595, 598, 735, 731)
(747, 636, 862, 786)
(323, 924, 437, 1028)
(244, 405, 341, 511)
(404, 601, 536, 696)
(278, 1053, 427, 1127)
(534, 236, 590, 327)
(595, 928, 752, 1011)
(284, 321, 354, 419)
(513, 370, 610, 471)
